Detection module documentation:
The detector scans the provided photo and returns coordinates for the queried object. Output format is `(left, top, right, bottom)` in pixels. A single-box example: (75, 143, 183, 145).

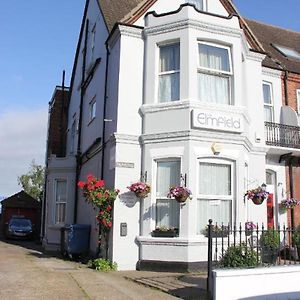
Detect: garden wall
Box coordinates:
(213, 266, 300, 300)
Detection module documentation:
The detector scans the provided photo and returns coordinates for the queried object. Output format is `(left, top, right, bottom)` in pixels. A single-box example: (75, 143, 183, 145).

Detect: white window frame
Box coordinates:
(297, 89, 300, 114)
(197, 158, 234, 233)
(186, 0, 206, 11)
(154, 158, 181, 230)
(89, 96, 96, 123)
(263, 81, 274, 122)
(158, 42, 180, 103)
(54, 179, 67, 225)
(197, 41, 233, 105)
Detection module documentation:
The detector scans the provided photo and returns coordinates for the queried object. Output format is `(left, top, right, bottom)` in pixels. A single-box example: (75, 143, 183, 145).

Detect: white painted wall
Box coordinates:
(213, 266, 300, 300)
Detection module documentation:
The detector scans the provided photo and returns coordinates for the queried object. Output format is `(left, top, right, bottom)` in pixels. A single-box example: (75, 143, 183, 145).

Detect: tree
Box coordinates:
(18, 160, 45, 201)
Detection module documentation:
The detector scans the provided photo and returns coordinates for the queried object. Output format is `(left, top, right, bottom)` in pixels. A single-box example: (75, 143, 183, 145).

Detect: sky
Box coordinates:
(0, 0, 299, 197)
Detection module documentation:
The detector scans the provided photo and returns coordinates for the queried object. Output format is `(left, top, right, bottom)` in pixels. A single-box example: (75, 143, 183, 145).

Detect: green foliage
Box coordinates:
(219, 243, 258, 268)
(18, 160, 45, 200)
(260, 229, 280, 250)
(292, 226, 300, 246)
(87, 258, 117, 272)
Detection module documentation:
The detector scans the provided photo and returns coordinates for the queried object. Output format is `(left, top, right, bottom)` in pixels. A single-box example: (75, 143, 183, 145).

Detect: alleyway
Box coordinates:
(0, 240, 178, 300)
(0, 239, 207, 300)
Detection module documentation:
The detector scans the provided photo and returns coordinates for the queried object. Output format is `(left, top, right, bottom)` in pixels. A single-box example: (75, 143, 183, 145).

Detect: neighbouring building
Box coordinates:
(1, 191, 41, 236)
(42, 0, 300, 271)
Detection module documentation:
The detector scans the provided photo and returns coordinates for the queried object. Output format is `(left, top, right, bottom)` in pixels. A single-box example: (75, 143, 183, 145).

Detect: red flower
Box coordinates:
(87, 174, 95, 182)
(107, 221, 112, 228)
(95, 180, 105, 188)
(106, 205, 112, 211)
(77, 181, 85, 189)
(99, 211, 104, 216)
(96, 193, 102, 198)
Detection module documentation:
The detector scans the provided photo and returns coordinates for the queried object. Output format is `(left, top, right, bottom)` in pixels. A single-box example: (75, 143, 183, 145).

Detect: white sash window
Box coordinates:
(158, 43, 180, 102)
(55, 180, 67, 224)
(198, 42, 232, 105)
(263, 82, 274, 122)
(156, 160, 180, 229)
(197, 159, 233, 233)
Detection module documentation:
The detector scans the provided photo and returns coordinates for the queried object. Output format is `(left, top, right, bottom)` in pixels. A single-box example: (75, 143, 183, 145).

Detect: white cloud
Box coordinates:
(0, 108, 48, 197)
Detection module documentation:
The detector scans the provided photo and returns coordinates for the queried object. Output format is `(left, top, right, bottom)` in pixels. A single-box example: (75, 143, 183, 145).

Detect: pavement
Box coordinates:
(0, 238, 209, 300)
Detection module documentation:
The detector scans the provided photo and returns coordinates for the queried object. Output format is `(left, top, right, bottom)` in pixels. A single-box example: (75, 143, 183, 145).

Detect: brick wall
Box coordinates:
(47, 88, 70, 158)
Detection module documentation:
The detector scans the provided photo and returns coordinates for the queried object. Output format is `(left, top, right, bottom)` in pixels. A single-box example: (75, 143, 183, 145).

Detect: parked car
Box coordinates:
(5, 217, 34, 240)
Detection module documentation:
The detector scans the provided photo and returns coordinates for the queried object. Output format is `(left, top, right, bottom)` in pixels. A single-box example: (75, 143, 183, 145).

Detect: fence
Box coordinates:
(206, 219, 300, 293)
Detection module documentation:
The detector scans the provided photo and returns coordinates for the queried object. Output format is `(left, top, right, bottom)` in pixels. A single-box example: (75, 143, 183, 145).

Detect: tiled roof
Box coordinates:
(245, 19, 300, 74)
(98, 0, 145, 32)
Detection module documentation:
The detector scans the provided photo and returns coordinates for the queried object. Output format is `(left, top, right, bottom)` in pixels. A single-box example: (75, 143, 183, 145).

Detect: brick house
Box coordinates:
(247, 20, 300, 228)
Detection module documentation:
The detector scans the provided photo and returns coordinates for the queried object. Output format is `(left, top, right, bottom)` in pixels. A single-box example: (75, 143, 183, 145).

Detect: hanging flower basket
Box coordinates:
(245, 186, 269, 206)
(175, 194, 189, 203)
(167, 186, 192, 203)
(127, 182, 151, 199)
(252, 196, 265, 205)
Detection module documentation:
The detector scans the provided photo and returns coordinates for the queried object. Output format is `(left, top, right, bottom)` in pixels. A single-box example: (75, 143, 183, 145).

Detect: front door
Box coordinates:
(266, 170, 277, 228)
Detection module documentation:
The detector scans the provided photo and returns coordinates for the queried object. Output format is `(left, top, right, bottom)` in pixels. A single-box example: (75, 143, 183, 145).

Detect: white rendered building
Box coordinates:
(43, 0, 297, 271)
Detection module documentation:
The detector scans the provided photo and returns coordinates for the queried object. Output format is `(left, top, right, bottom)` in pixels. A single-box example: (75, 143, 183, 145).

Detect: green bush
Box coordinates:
(292, 226, 300, 246)
(87, 258, 117, 272)
(260, 229, 280, 250)
(219, 243, 258, 268)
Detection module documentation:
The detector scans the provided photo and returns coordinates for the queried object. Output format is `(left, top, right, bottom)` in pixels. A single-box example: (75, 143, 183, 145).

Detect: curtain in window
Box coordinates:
(55, 180, 67, 224)
(156, 161, 180, 228)
(158, 44, 180, 102)
(199, 163, 231, 195)
(264, 106, 273, 122)
(199, 44, 230, 72)
(186, 0, 203, 10)
(263, 84, 272, 104)
(198, 73, 229, 104)
(197, 199, 232, 233)
(198, 162, 232, 232)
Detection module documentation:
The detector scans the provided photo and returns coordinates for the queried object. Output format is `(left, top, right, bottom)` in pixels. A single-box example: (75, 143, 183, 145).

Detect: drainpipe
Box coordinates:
(284, 70, 289, 106)
(74, 18, 89, 223)
(289, 159, 295, 229)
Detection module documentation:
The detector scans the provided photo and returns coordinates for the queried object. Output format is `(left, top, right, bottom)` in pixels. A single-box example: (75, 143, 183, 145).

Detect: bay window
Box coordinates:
(156, 160, 180, 229)
(197, 159, 233, 233)
(55, 180, 67, 224)
(158, 43, 180, 102)
(263, 82, 274, 122)
(198, 42, 232, 105)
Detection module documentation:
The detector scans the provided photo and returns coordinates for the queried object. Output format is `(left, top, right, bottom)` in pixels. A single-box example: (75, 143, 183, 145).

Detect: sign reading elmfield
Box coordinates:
(192, 109, 243, 133)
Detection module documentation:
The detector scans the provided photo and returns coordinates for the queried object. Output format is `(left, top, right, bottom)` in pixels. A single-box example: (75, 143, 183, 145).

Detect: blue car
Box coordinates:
(6, 217, 34, 240)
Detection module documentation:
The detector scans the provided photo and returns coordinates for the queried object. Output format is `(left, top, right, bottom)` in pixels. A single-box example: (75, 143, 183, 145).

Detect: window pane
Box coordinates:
(199, 163, 231, 195)
(159, 73, 179, 102)
(198, 73, 229, 104)
(264, 106, 273, 122)
(197, 199, 232, 233)
(56, 181, 67, 202)
(263, 84, 272, 104)
(55, 203, 66, 224)
(156, 199, 179, 228)
(159, 44, 180, 72)
(187, 0, 203, 10)
(157, 161, 180, 197)
(199, 44, 230, 72)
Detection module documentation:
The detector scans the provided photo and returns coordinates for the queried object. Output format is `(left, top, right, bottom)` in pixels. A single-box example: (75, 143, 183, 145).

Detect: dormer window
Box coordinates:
(272, 44, 300, 61)
(186, 0, 204, 11)
(198, 42, 232, 105)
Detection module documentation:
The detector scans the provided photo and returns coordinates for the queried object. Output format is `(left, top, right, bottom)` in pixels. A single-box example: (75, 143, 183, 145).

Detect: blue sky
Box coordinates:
(0, 0, 299, 197)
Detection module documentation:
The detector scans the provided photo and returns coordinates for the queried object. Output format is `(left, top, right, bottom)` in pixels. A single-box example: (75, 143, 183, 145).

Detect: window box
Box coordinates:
(151, 228, 178, 238)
